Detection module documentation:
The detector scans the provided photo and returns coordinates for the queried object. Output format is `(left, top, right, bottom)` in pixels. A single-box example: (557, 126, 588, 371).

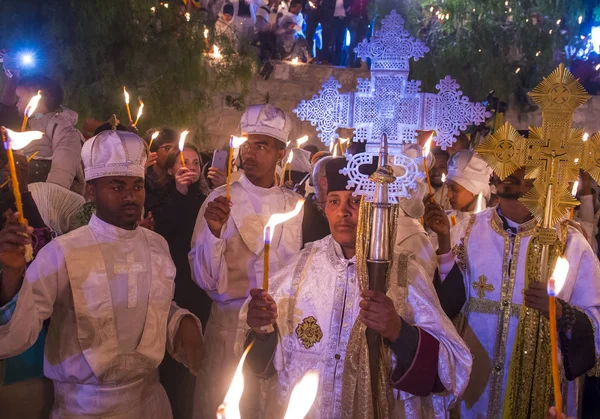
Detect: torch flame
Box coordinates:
(474, 193, 485, 214)
(297, 135, 309, 147)
(572, 180, 579, 197)
(283, 370, 320, 419)
(216, 342, 255, 419)
(123, 87, 130, 104)
(423, 133, 434, 157)
(548, 257, 569, 296)
(441, 173, 446, 183)
(4, 128, 44, 150)
(179, 130, 190, 152)
(264, 199, 305, 243)
(229, 136, 248, 148)
(24, 91, 42, 118)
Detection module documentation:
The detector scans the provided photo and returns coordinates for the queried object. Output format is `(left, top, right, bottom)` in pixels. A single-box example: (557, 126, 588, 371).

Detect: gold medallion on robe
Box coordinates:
(295, 316, 323, 349)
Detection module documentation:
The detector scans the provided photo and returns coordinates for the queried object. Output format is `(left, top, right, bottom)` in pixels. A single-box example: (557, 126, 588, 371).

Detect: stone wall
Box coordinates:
(199, 61, 369, 151)
(199, 60, 600, 151)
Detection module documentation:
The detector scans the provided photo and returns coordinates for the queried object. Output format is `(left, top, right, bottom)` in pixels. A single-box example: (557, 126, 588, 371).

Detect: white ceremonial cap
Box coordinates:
(447, 150, 493, 199)
(240, 104, 292, 144)
(82, 130, 148, 181)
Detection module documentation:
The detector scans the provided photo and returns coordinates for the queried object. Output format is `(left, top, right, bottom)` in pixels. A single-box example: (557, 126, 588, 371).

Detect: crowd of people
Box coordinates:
(183, 0, 370, 65)
(0, 68, 600, 419)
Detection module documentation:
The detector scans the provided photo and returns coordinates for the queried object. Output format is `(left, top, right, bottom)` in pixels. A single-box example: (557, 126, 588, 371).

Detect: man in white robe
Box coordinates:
(189, 104, 303, 418)
(0, 130, 204, 418)
(241, 158, 472, 418)
(429, 167, 600, 418)
(425, 150, 492, 251)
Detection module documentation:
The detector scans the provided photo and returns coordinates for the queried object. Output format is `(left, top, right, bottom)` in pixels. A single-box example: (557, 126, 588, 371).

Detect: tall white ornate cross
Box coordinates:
(294, 10, 489, 201)
(114, 253, 146, 308)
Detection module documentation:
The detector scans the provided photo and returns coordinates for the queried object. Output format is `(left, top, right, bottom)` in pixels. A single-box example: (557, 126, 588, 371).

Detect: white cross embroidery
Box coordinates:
(114, 253, 146, 308)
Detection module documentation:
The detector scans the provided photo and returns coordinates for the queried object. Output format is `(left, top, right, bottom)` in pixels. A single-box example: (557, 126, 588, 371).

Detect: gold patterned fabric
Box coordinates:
(341, 199, 398, 419)
(501, 226, 567, 419)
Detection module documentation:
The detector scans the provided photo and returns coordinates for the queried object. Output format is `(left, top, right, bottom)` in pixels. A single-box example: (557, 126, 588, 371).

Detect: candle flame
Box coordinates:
(333, 144, 338, 157)
(329, 141, 335, 153)
(151, 6, 156, 12)
(4, 128, 44, 150)
(583, 132, 589, 142)
(151, 131, 160, 141)
(185, 12, 191, 21)
(123, 87, 130, 104)
(204, 28, 209, 38)
(24, 91, 42, 118)
(179, 130, 189, 152)
(283, 370, 319, 419)
(339, 137, 350, 144)
(210, 45, 222, 59)
(291, 57, 299, 65)
(297, 135, 309, 147)
(264, 199, 305, 243)
(134, 100, 144, 125)
(423, 133, 434, 157)
(308, 1, 316, 7)
(441, 173, 446, 183)
(217, 342, 254, 419)
(474, 193, 485, 214)
(230, 135, 247, 148)
(548, 257, 569, 296)
(572, 180, 579, 197)
(287, 150, 294, 164)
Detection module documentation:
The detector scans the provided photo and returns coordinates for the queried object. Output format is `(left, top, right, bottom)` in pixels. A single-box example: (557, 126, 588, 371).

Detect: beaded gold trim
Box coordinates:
(466, 297, 521, 319)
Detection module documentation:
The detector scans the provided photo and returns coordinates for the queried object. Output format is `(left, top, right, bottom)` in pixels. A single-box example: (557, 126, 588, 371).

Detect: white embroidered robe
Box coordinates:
(237, 235, 472, 419)
(0, 215, 200, 418)
(440, 207, 600, 418)
(189, 174, 303, 418)
(394, 210, 438, 280)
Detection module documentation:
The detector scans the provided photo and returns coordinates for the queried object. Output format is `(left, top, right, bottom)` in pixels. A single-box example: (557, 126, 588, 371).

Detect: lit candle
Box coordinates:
(21, 90, 42, 132)
(123, 87, 133, 123)
(149, 131, 159, 149)
(226, 136, 248, 200)
(2, 127, 43, 261)
(263, 200, 305, 292)
(287, 150, 294, 184)
(217, 341, 255, 419)
(547, 257, 569, 417)
(179, 130, 189, 168)
(297, 135, 309, 147)
(283, 370, 319, 419)
(210, 45, 222, 59)
(422, 133, 434, 196)
(133, 100, 144, 127)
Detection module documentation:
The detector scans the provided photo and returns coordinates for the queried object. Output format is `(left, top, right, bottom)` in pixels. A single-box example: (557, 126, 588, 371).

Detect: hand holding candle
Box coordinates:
(226, 136, 248, 200)
(179, 130, 189, 168)
(263, 199, 305, 292)
(21, 90, 42, 132)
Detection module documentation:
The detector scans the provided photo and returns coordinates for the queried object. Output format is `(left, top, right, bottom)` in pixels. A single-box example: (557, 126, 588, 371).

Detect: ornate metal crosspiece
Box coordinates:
(477, 64, 600, 226)
(294, 10, 489, 201)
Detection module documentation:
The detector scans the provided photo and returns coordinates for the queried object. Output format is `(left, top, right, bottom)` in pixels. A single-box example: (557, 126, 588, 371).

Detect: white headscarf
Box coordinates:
(447, 150, 493, 200)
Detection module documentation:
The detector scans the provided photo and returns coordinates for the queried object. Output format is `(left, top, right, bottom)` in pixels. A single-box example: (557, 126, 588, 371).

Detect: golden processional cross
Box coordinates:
(477, 64, 600, 278)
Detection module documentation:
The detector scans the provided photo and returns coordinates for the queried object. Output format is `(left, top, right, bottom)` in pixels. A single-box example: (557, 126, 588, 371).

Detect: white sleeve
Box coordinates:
(188, 192, 230, 295)
(0, 242, 62, 358)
